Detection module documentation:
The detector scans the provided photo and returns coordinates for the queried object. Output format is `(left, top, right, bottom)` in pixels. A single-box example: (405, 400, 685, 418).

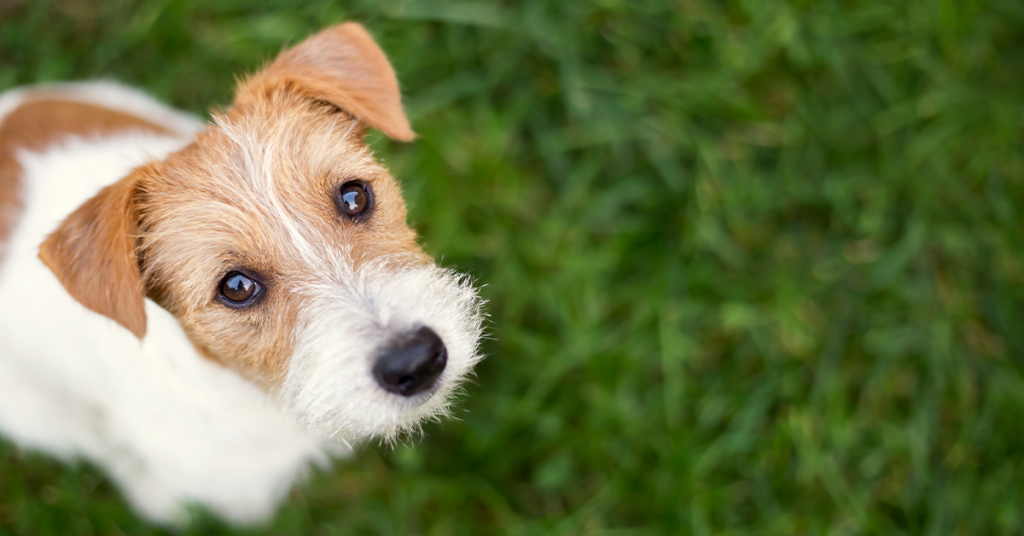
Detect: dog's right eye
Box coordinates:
(219, 272, 262, 306)
(335, 181, 373, 220)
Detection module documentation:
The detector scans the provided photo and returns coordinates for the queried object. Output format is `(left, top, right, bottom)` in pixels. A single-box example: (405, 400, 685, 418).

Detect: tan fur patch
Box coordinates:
(140, 90, 426, 383)
(236, 22, 415, 141)
(0, 97, 171, 266)
(135, 23, 424, 383)
(21, 23, 425, 386)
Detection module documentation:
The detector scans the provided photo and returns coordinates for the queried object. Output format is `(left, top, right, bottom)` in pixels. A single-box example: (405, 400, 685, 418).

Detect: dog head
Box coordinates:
(37, 23, 484, 442)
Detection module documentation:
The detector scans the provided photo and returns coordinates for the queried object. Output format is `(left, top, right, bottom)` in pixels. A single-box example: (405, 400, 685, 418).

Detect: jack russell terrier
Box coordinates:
(0, 22, 484, 525)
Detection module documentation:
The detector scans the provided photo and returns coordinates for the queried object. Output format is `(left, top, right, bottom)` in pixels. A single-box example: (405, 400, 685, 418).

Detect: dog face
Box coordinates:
(37, 23, 484, 442)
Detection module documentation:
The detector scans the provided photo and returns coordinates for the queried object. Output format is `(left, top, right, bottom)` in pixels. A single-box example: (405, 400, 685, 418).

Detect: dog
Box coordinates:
(0, 22, 483, 524)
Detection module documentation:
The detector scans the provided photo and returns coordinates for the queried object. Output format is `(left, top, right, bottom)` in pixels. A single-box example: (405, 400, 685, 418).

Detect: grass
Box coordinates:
(1, 0, 1024, 534)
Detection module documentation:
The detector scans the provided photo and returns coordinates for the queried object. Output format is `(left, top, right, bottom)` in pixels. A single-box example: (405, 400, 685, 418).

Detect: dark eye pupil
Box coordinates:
(340, 183, 368, 217)
(221, 273, 257, 303)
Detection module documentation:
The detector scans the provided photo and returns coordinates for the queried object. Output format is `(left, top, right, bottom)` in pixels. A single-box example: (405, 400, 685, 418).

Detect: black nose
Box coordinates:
(373, 327, 447, 396)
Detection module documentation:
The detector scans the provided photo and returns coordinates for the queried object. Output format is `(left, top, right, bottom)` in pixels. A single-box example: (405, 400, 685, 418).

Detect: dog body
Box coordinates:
(0, 24, 482, 525)
(0, 83, 325, 522)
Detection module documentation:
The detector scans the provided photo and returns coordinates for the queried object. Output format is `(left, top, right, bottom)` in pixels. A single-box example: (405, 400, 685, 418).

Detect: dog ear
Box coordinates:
(240, 22, 415, 141)
(38, 166, 148, 339)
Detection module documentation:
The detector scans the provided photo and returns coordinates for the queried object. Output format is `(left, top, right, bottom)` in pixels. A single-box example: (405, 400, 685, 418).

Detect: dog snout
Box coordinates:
(373, 326, 447, 396)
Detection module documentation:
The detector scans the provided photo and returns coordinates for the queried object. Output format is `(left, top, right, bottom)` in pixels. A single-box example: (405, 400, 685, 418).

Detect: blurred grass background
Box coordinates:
(1, 0, 1024, 534)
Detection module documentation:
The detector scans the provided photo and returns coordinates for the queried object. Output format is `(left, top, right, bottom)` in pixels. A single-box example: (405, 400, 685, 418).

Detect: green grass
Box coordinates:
(2, 0, 1024, 534)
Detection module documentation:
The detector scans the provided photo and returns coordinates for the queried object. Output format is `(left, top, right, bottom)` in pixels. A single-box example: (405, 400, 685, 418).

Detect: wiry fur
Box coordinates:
(0, 22, 484, 525)
(282, 261, 485, 443)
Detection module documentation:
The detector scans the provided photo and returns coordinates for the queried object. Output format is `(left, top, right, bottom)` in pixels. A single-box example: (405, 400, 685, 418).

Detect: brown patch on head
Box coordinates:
(21, 23, 423, 385)
(140, 93, 424, 383)
(136, 23, 426, 383)
(0, 97, 171, 267)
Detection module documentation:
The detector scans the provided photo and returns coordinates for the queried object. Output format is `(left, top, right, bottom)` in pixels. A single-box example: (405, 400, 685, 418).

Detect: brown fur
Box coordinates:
(33, 23, 425, 384)
(237, 22, 416, 142)
(39, 166, 152, 338)
(0, 98, 170, 268)
(140, 90, 424, 382)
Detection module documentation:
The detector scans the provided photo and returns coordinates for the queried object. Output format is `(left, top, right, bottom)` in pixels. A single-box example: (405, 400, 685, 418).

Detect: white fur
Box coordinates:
(0, 82, 483, 524)
(281, 261, 484, 442)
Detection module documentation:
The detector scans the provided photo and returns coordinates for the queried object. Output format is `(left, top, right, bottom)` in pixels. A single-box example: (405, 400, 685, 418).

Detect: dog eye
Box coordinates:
(219, 272, 262, 305)
(337, 181, 372, 219)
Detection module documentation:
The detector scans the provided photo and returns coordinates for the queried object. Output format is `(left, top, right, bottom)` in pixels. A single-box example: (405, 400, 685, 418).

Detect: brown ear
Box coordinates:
(240, 22, 415, 141)
(39, 167, 147, 339)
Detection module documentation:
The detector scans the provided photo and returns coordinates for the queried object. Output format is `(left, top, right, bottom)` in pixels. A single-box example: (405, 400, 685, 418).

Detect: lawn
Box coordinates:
(1, 0, 1024, 534)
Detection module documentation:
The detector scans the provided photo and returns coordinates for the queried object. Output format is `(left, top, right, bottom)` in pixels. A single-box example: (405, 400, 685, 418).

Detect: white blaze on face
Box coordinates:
(277, 261, 484, 443)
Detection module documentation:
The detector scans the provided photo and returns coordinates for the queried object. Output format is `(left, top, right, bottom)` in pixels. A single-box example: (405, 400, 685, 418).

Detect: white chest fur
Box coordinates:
(0, 85, 328, 524)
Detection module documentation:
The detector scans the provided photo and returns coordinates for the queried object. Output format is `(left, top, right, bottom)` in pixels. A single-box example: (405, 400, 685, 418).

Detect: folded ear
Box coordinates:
(239, 22, 415, 142)
(39, 167, 148, 339)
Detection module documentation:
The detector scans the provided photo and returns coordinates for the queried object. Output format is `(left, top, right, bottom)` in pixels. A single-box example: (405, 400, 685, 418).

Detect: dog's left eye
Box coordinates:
(219, 272, 262, 306)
